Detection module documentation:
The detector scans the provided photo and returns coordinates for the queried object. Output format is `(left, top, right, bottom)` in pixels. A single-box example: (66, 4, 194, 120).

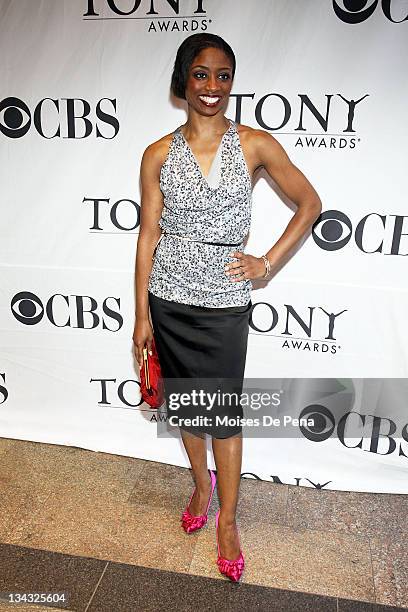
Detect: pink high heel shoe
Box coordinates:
(181, 469, 217, 533)
(215, 509, 245, 582)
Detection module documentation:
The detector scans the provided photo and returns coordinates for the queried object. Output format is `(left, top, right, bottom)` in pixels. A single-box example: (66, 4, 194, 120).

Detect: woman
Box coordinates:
(133, 33, 322, 582)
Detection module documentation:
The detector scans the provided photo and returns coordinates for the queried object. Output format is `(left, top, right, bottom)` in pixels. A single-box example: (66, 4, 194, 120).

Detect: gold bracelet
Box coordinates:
(261, 255, 271, 278)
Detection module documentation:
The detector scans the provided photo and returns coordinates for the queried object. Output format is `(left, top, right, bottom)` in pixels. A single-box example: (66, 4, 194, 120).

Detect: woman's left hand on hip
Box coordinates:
(224, 251, 267, 281)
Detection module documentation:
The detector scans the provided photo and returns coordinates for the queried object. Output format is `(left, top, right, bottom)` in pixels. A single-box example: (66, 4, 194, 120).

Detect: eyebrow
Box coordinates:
(191, 64, 232, 71)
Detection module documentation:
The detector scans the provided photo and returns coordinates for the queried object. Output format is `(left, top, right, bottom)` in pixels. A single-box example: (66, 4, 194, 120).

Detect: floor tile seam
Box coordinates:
(277, 517, 395, 544)
(285, 487, 408, 507)
(367, 537, 380, 605)
(369, 534, 402, 607)
(234, 516, 374, 546)
(124, 459, 150, 503)
(83, 560, 109, 612)
(283, 484, 290, 526)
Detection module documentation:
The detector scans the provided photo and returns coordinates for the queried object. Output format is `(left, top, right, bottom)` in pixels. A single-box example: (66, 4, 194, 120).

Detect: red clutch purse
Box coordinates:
(140, 335, 164, 409)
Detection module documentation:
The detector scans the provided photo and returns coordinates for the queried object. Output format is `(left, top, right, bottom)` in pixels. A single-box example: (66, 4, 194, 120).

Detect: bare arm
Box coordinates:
(226, 129, 322, 282)
(256, 130, 322, 268)
(133, 141, 165, 365)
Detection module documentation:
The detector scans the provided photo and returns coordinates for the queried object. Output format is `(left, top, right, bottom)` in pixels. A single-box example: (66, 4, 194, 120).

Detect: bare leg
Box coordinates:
(180, 428, 211, 515)
(212, 432, 242, 560)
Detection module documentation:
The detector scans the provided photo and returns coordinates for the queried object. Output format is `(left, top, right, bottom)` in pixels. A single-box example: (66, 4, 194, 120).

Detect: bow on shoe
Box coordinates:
(216, 554, 245, 582)
(181, 509, 208, 533)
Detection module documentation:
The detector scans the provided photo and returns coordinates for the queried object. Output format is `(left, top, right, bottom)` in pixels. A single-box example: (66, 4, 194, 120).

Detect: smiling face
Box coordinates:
(184, 46, 234, 116)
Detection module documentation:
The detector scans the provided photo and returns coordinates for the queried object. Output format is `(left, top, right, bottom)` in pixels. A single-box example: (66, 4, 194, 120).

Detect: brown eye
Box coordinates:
(193, 72, 206, 79)
(219, 73, 231, 80)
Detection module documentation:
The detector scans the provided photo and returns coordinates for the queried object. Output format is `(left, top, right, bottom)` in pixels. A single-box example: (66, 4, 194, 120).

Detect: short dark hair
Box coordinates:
(171, 33, 236, 100)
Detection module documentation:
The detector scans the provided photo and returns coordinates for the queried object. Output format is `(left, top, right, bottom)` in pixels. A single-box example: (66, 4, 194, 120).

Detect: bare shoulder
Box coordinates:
(235, 121, 290, 170)
(140, 129, 176, 177)
(235, 121, 282, 149)
(234, 121, 287, 174)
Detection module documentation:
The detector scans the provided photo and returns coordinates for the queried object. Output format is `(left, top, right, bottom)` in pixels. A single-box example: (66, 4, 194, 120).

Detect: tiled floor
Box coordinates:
(0, 437, 407, 611)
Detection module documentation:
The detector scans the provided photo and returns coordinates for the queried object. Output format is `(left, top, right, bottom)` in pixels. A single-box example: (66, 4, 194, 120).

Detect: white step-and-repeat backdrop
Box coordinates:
(1, 0, 407, 493)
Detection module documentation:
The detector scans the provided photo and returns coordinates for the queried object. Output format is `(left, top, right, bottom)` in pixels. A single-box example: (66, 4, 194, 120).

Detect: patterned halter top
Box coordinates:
(147, 117, 253, 308)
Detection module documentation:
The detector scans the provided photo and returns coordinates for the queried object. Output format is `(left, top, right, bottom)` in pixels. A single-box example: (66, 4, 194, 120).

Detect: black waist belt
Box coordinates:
(201, 239, 241, 246)
(163, 232, 241, 247)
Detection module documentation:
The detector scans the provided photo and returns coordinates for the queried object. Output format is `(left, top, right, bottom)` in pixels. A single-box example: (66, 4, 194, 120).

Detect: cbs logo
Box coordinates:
(333, 0, 408, 24)
(11, 291, 122, 331)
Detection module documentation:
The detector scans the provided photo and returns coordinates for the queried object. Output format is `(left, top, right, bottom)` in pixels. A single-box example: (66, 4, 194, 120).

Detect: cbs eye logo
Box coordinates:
(312, 210, 352, 251)
(11, 291, 44, 325)
(0, 97, 31, 138)
(298, 405, 336, 442)
(333, 0, 408, 23)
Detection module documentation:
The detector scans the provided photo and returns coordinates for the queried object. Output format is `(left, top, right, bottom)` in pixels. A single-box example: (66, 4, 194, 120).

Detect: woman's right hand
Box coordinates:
(133, 318, 154, 369)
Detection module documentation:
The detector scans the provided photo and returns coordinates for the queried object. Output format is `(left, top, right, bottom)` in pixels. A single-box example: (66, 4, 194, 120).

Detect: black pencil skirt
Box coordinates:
(148, 291, 252, 438)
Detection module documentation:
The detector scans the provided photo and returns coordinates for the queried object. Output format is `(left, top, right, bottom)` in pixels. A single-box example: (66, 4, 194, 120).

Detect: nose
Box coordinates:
(205, 73, 220, 92)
